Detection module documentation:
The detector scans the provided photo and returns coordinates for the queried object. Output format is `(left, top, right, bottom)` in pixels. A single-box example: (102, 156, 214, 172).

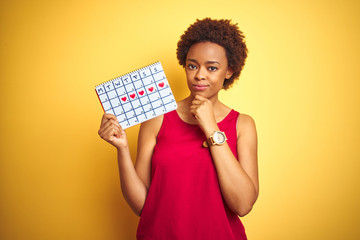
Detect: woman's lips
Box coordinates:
(193, 84, 209, 91)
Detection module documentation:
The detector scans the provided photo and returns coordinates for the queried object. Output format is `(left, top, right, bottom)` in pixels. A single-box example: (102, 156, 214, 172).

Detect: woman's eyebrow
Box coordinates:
(206, 61, 220, 65)
(186, 59, 220, 65)
(186, 58, 198, 63)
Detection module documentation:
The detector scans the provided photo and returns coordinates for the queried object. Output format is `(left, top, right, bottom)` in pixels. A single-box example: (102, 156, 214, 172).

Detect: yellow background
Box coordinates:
(1, 0, 359, 239)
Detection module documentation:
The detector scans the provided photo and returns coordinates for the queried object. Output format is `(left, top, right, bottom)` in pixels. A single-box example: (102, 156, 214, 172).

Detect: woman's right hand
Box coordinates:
(98, 113, 128, 150)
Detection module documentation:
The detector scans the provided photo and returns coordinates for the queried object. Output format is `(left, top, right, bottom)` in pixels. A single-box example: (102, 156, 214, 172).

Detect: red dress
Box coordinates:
(137, 110, 247, 240)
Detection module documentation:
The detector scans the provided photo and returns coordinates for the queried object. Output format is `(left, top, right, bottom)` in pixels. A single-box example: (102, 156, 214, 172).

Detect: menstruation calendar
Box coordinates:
(95, 61, 177, 129)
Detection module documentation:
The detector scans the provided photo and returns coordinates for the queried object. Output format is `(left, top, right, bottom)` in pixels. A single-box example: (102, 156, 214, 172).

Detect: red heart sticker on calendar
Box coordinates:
(158, 82, 164, 88)
(121, 97, 127, 102)
(148, 87, 154, 92)
(130, 93, 136, 99)
(139, 90, 145, 96)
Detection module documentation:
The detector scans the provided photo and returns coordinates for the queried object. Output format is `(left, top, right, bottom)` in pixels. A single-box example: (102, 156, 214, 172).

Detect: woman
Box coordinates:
(98, 18, 258, 240)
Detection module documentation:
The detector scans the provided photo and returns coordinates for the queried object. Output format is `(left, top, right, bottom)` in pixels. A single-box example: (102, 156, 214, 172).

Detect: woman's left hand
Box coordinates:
(190, 95, 219, 137)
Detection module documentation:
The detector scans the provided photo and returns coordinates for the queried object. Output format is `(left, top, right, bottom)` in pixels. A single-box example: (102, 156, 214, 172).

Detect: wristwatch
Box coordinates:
(203, 131, 227, 147)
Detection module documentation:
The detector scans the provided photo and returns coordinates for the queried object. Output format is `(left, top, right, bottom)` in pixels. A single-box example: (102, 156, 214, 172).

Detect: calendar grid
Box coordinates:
(149, 67, 166, 113)
(95, 61, 177, 129)
(112, 80, 128, 126)
(148, 67, 159, 117)
(136, 70, 153, 121)
(125, 75, 137, 126)
(104, 83, 115, 116)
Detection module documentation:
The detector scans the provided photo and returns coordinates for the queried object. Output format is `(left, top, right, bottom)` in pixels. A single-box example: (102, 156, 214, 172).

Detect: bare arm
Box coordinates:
(98, 113, 162, 216)
(190, 96, 259, 217)
(208, 114, 258, 217)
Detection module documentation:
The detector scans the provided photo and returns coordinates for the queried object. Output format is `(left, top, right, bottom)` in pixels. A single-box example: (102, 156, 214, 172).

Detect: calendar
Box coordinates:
(95, 61, 177, 129)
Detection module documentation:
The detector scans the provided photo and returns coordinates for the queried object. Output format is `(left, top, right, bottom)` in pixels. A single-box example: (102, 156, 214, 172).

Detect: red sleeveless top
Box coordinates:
(137, 110, 247, 240)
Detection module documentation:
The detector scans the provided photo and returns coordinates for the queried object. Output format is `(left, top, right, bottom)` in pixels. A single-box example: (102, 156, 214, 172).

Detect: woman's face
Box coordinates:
(185, 41, 233, 100)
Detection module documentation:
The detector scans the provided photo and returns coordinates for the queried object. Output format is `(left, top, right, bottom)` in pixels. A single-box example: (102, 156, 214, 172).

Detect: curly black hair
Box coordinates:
(176, 18, 248, 89)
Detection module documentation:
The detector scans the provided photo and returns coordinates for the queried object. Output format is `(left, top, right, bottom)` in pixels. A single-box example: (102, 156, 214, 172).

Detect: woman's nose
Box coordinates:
(195, 67, 206, 80)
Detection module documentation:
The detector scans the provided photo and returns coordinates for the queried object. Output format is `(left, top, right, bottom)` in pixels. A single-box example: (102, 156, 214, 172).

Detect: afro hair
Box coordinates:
(177, 18, 248, 89)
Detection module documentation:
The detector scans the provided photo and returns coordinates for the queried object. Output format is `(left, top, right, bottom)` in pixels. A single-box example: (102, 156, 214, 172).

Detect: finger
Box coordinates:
(119, 129, 126, 138)
(112, 127, 121, 139)
(100, 115, 121, 130)
(101, 113, 118, 125)
(114, 126, 126, 139)
(194, 95, 212, 105)
(190, 105, 199, 113)
(191, 99, 203, 106)
(189, 107, 199, 119)
(194, 94, 207, 101)
(99, 120, 121, 138)
(99, 120, 120, 136)
(103, 118, 120, 128)
(112, 127, 126, 139)
(101, 124, 121, 140)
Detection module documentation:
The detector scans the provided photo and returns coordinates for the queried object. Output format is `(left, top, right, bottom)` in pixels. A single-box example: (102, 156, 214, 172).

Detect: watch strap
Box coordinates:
(202, 131, 226, 148)
(202, 138, 212, 148)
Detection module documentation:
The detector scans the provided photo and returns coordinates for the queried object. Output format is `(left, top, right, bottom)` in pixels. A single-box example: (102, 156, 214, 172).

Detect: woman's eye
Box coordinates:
(208, 66, 218, 71)
(188, 64, 197, 70)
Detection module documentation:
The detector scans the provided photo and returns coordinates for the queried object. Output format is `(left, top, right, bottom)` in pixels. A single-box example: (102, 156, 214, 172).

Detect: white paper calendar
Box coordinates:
(95, 61, 177, 129)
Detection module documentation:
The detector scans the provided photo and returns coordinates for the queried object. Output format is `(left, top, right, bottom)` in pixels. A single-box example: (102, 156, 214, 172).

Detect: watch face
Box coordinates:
(213, 131, 226, 144)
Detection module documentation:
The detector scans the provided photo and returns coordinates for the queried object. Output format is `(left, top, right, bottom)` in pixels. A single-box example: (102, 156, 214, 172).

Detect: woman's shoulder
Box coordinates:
(236, 112, 257, 138)
(237, 113, 255, 124)
(139, 114, 164, 138)
(139, 99, 187, 137)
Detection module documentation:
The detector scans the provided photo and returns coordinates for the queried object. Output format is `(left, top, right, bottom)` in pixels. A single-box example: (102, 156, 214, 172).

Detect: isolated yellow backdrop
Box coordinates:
(1, 0, 359, 239)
